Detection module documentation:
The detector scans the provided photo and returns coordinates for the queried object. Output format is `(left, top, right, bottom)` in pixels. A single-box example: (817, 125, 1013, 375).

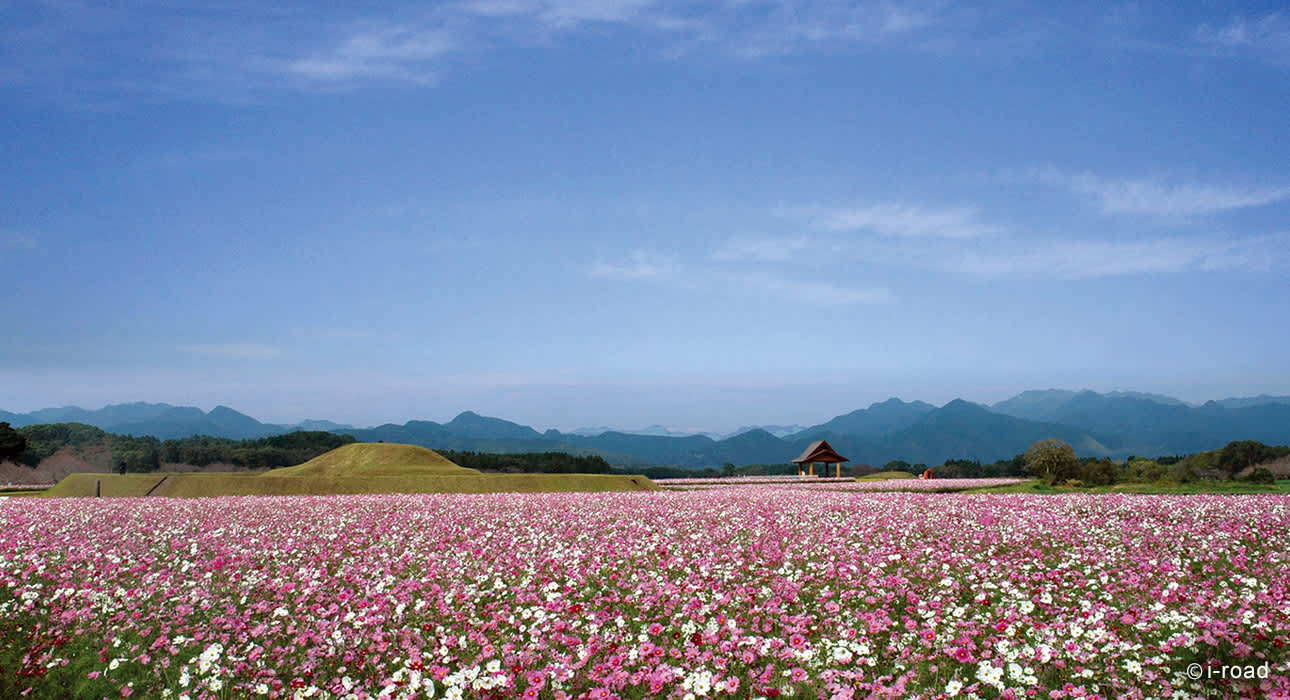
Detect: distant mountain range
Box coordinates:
(569, 424, 804, 440)
(0, 402, 355, 441)
(3, 390, 1289, 468)
(569, 425, 725, 440)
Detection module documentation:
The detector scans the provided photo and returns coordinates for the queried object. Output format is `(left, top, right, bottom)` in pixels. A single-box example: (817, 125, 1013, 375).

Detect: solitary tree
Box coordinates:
(0, 422, 26, 464)
(1025, 439, 1079, 484)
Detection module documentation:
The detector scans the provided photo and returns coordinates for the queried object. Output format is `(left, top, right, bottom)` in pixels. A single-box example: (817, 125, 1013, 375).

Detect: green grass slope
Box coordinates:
(41, 474, 168, 498)
(42, 472, 655, 497)
(856, 471, 918, 481)
(151, 473, 655, 497)
(40, 443, 658, 497)
(262, 443, 479, 478)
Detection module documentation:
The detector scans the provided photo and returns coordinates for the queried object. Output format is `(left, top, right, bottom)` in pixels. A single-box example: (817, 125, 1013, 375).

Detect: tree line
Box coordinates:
(611, 439, 1288, 485)
(437, 450, 611, 474)
(0, 422, 356, 473)
(1017, 438, 1286, 486)
(160, 432, 358, 469)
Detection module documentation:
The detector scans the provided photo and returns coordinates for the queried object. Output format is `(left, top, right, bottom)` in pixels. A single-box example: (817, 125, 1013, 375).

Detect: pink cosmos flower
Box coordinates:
(3, 490, 1288, 699)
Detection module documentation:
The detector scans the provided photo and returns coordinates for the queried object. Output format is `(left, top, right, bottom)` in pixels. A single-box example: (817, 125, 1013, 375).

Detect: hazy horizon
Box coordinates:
(4, 2, 1288, 434)
(3, 382, 1287, 436)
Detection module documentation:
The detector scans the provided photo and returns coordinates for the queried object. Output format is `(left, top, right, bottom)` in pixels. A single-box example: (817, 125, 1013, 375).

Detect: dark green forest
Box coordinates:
(160, 432, 358, 469)
(437, 450, 612, 474)
(5, 423, 356, 473)
(927, 439, 1287, 486)
(0, 422, 26, 464)
(2, 424, 613, 475)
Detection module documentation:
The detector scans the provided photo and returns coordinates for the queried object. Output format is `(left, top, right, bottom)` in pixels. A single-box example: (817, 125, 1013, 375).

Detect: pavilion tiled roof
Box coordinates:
(791, 439, 848, 464)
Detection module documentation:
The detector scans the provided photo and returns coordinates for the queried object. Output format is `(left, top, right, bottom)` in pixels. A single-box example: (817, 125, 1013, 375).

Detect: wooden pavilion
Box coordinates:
(792, 440, 849, 478)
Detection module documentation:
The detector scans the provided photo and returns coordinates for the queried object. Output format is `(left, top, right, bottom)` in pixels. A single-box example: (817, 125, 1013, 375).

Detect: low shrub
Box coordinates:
(1243, 467, 1276, 484)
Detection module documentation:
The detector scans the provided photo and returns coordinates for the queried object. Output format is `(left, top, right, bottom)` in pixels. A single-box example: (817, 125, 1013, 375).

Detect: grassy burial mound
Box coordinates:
(262, 442, 479, 478)
(41, 443, 657, 497)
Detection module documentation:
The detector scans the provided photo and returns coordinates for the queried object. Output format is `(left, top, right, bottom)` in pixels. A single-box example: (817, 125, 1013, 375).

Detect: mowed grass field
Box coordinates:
(39, 443, 656, 497)
(854, 470, 918, 481)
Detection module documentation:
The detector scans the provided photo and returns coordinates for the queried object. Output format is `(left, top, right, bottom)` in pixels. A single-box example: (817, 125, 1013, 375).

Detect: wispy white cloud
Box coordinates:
(177, 343, 283, 359)
(151, 146, 254, 168)
(734, 273, 891, 304)
(939, 234, 1290, 280)
(1034, 169, 1290, 216)
(588, 250, 680, 280)
(802, 203, 1001, 239)
(463, 0, 662, 29)
(741, 196, 1290, 283)
(1, 0, 959, 102)
(702, 1, 943, 58)
(1196, 12, 1290, 61)
(0, 233, 38, 253)
(9, 2, 1290, 105)
(1082, 7, 1290, 69)
(285, 23, 458, 86)
(458, 0, 945, 48)
(589, 248, 888, 304)
(739, 198, 1290, 281)
(711, 235, 812, 262)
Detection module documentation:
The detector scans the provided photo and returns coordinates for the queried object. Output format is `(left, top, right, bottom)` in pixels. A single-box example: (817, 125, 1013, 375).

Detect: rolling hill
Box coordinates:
(8, 389, 1290, 468)
(991, 390, 1290, 455)
(859, 399, 1112, 465)
(788, 398, 936, 441)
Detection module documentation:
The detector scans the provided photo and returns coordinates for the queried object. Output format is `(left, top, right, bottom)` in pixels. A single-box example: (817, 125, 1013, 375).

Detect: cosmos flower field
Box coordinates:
(2, 490, 1288, 699)
(654, 478, 1027, 491)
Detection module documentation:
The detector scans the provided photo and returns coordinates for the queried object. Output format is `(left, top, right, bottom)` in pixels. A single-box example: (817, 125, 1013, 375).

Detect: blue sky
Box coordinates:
(3, 1, 1289, 432)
